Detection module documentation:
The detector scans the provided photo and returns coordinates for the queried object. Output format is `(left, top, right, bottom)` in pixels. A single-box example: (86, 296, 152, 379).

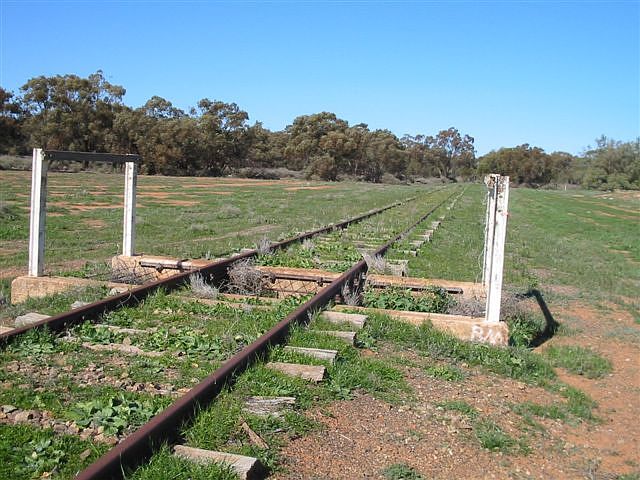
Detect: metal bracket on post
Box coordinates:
(122, 161, 137, 256)
(483, 174, 510, 324)
(28, 148, 48, 277)
(482, 175, 497, 287)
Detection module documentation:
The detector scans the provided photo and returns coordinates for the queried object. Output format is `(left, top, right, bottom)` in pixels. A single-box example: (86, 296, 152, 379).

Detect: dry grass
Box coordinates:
(256, 237, 272, 255)
(362, 252, 387, 274)
(110, 263, 155, 285)
(228, 259, 265, 295)
(341, 284, 362, 306)
(189, 273, 219, 299)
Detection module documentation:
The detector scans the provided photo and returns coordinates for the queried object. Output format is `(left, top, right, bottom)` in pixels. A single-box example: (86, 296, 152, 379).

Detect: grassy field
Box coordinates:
(0, 171, 432, 284)
(0, 173, 638, 479)
(405, 186, 639, 303)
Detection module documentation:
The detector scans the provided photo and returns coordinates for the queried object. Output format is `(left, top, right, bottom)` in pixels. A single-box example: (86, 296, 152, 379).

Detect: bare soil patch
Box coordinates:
(595, 191, 640, 201)
(535, 302, 640, 476)
(546, 284, 581, 297)
(595, 210, 638, 221)
(276, 301, 639, 479)
(276, 348, 601, 479)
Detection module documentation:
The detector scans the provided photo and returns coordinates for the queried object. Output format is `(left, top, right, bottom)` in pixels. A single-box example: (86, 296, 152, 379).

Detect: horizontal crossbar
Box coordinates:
(43, 150, 140, 163)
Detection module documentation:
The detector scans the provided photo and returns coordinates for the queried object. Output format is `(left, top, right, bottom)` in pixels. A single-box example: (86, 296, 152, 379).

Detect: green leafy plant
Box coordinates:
(506, 310, 546, 347)
(382, 463, 425, 480)
(18, 438, 66, 478)
(8, 328, 57, 357)
(142, 328, 230, 360)
(70, 395, 160, 436)
(74, 322, 124, 344)
(363, 286, 453, 313)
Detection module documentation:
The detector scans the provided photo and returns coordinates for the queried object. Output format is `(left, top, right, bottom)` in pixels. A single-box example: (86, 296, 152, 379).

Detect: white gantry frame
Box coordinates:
(482, 174, 510, 324)
(27, 148, 140, 277)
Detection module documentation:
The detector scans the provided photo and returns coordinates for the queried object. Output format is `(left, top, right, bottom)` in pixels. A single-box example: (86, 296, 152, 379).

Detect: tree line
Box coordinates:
(1, 71, 637, 190)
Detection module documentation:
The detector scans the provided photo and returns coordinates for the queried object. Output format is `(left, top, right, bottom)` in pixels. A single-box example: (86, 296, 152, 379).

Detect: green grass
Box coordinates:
(382, 463, 425, 480)
(2, 181, 636, 477)
(0, 171, 434, 282)
(256, 186, 457, 271)
(543, 345, 612, 379)
(367, 313, 556, 385)
(474, 418, 518, 453)
(403, 186, 485, 282)
(404, 186, 639, 301)
(366, 313, 599, 423)
(423, 363, 466, 381)
(437, 399, 478, 418)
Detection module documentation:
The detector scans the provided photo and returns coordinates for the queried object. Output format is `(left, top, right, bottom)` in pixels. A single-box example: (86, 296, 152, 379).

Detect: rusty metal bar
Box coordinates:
(43, 150, 141, 164)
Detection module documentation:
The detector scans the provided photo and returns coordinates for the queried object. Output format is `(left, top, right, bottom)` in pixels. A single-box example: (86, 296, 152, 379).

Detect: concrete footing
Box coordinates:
(333, 305, 508, 346)
(10, 275, 132, 304)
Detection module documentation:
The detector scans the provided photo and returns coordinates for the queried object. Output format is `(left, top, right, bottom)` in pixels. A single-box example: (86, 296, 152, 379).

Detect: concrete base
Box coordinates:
(10, 276, 133, 304)
(333, 305, 508, 346)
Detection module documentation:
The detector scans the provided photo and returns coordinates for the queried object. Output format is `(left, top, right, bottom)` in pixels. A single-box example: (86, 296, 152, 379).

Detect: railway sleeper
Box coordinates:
(283, 346, 338, 364)
(243, 396, 296, 417)
(266, 362, 326, 382)
(173, 445, 265, 480)
(319, 311, 367, 329)
(312, 330, 357, 344)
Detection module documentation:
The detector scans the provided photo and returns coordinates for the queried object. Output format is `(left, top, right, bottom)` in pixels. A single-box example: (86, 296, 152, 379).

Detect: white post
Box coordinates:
(122, 161, 137, 256)
(485, 175, 509, 324)
(28, 148, 48, 277)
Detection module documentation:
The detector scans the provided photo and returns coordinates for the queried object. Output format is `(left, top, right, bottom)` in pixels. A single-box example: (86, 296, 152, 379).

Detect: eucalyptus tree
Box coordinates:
(424, 128, 475, 181)
(19, 70, 125, 152)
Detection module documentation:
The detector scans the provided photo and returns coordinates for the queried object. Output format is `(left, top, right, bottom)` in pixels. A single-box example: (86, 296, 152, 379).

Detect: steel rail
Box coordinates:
(0, 191, 441, 345)
(74, 188, 458, 480)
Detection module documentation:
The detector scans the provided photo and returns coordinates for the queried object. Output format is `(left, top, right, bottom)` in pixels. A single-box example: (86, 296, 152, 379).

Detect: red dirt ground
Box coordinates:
(274, 301, 639, 480)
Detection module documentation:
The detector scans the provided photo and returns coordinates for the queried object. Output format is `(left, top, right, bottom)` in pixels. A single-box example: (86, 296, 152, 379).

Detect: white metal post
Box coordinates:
(485, 175, 509, 324)
(28, 148, 48, 277)
(122, 161, 137, 256)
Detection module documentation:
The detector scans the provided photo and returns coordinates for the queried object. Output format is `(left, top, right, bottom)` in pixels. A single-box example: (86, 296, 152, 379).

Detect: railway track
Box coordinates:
(1, 186, 461, 479)
(1, 190, 441, 344)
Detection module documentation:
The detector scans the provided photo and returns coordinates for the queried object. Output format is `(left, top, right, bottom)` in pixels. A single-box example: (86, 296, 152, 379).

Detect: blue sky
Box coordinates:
(1, 0, 638, 155)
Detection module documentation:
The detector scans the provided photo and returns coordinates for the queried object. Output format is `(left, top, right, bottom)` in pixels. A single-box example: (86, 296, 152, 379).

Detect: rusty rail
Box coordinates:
(74, 188, 457, 479)
(1, 192, 436, 345)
